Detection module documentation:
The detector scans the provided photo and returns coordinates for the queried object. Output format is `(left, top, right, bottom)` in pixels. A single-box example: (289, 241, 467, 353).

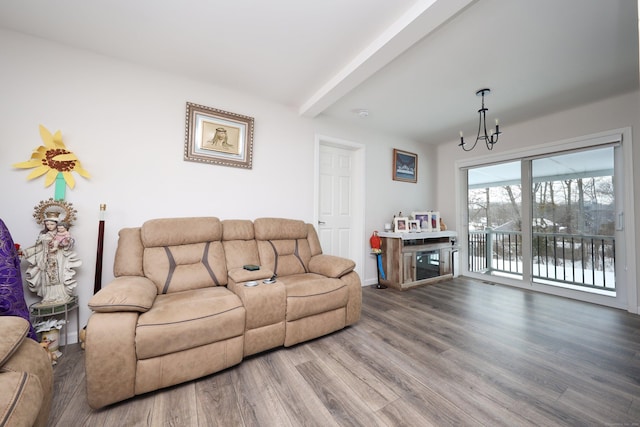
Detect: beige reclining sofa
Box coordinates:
(85, 217, 361, 409)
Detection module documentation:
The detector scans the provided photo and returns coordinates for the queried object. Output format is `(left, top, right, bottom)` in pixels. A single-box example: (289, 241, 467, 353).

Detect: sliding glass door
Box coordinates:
(464, 140, 626, 307)
(468, 161, 522, 278)
(531, 147, 616, 293)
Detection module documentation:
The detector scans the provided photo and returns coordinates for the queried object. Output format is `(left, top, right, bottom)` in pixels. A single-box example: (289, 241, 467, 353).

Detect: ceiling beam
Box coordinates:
(298, 0, 476, 118)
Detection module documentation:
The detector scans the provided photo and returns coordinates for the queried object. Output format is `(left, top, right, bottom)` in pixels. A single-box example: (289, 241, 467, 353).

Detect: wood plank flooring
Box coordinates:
(48, 277, 640, 426)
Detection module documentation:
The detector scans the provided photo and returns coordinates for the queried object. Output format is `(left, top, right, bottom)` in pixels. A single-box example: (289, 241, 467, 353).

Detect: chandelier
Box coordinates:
(459, 88, 501, 151)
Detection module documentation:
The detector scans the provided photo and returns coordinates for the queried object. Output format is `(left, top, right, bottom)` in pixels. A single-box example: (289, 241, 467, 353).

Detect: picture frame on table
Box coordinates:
(408, 220, 421, 232)
(412, 211, 431, 231)
(393, 217, 409, 233)
(184, 102, 255, 169)
(392, 149, 417, 183)
(430, 211, 441, 232)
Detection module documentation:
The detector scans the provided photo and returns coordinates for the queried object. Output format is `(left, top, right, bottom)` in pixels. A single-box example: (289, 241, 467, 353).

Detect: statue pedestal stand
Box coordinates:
(30, 296, 79, 356)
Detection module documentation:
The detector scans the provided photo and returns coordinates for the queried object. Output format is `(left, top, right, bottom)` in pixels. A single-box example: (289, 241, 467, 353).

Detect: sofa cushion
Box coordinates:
(222, 220, 261, 270)
(0, 316, 29, 366)
(221, 219, 254, 241)
(135, 287, 245, 360)
(279, 274, 349, 321)
(254, 218, 307, 240)
(0, 371, 43, 427)
(0, 317, 53, 427)
(141, 217, 222, 247)
(256, 238, 313, 277)
(223, 240, 261, 271)
(114, 227, 144, 277)
(305, 224, 323, 257)
(144, 241, 227, 294)
(308, 254, 355, 278)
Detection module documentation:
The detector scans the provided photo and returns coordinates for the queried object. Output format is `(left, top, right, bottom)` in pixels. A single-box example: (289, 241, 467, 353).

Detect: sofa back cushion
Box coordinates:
(222, 220, 260, 270)
(141, 217, 227, 294)
(254, 218, 312, 277)
(114, 227, 145, 278)
(306, 223, 323, 257)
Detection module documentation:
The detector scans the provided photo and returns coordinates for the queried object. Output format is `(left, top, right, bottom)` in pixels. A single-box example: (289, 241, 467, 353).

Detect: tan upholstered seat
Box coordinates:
(0, 316, 53, 427)
(135, 287, 245, 360)
(86, 216, 361, 408)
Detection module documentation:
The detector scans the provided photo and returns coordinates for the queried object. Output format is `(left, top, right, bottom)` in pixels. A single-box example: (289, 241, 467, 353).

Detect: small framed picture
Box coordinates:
(394, 217, 409, 233)
(430, 211, 441, 232)
(393, 149, 417, 183)
(412, 211, 431, 231)
(408, 220, 421, 232)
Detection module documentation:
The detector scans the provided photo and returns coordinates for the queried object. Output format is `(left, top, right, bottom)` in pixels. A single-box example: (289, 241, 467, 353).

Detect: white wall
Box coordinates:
(434, 89, 640, 310)
(0, 30, 435, 341)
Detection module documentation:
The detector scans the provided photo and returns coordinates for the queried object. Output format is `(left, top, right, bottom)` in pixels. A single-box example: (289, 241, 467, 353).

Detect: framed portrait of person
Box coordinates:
(184, 102, 254, 169)
(394, 217, 409, 233)
(412, 211, 431, 231)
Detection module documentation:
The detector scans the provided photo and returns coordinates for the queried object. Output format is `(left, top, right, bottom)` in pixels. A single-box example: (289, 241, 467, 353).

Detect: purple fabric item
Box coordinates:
(0, 218, 37, 340)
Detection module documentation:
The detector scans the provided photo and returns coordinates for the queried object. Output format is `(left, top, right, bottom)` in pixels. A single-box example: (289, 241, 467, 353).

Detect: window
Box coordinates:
(531, 147, 615, 291)
(459, 129, 634, 309)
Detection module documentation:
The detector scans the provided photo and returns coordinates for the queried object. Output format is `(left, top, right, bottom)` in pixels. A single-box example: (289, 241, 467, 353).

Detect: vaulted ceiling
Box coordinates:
(1, 0, 637, 144)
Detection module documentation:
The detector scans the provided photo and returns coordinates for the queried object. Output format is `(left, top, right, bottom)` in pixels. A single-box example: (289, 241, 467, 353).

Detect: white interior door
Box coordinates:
(315, 137, 365, 281)
(318, 145, 353, 258)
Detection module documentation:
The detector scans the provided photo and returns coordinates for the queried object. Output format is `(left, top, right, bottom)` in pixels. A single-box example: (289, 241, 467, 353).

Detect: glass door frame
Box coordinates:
(455, 128, 637, 313)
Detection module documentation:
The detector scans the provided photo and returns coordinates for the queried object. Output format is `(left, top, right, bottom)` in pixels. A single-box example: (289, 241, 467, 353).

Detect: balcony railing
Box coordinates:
(468, 229, 615, 291)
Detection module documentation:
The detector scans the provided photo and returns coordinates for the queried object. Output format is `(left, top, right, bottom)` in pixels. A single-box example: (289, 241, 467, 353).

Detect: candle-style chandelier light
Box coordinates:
(459, 88, 501, 151)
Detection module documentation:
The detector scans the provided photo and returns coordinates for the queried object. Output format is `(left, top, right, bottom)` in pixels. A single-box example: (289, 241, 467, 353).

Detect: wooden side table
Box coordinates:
(377, 231, 458, 290)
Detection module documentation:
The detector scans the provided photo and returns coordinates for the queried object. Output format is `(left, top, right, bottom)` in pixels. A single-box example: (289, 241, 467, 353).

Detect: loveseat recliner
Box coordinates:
(85, 217, 361, 409)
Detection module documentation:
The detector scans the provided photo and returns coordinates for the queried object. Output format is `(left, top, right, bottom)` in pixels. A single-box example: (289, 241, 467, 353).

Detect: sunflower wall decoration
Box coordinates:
(13, 125, 91, 200)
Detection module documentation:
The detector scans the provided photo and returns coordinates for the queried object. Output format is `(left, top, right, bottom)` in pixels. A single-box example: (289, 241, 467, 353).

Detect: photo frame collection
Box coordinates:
(394, 211, 441, 233)
(183, 110, 426, 179)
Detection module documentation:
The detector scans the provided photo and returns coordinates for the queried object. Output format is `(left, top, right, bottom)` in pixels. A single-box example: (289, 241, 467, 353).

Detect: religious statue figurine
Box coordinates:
(23, 200, 81, 307)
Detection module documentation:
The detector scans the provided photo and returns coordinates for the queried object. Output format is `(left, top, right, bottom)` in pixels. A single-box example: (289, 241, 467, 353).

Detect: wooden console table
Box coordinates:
(378, 231, 457, 290)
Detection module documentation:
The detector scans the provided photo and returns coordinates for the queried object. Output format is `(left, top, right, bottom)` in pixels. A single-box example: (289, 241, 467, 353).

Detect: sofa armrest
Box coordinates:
(0, 316, 29, 366)
(88, 277, 157, 313)
(308, 254, 355, 278)
(227, 267, 274, 283)
(0, 317, 53, 427)
(85, 311, 138, 409)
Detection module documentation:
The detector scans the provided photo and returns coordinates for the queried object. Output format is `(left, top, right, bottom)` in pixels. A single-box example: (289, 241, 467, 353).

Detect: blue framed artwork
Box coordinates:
(393, 149, 417, 183)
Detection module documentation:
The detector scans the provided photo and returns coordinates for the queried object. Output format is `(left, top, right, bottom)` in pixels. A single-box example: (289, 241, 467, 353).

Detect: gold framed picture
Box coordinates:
(184, 102, 254, 169)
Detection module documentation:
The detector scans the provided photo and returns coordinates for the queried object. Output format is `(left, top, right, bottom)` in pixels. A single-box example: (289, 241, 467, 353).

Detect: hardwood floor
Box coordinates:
(48, 277, 640, 426)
